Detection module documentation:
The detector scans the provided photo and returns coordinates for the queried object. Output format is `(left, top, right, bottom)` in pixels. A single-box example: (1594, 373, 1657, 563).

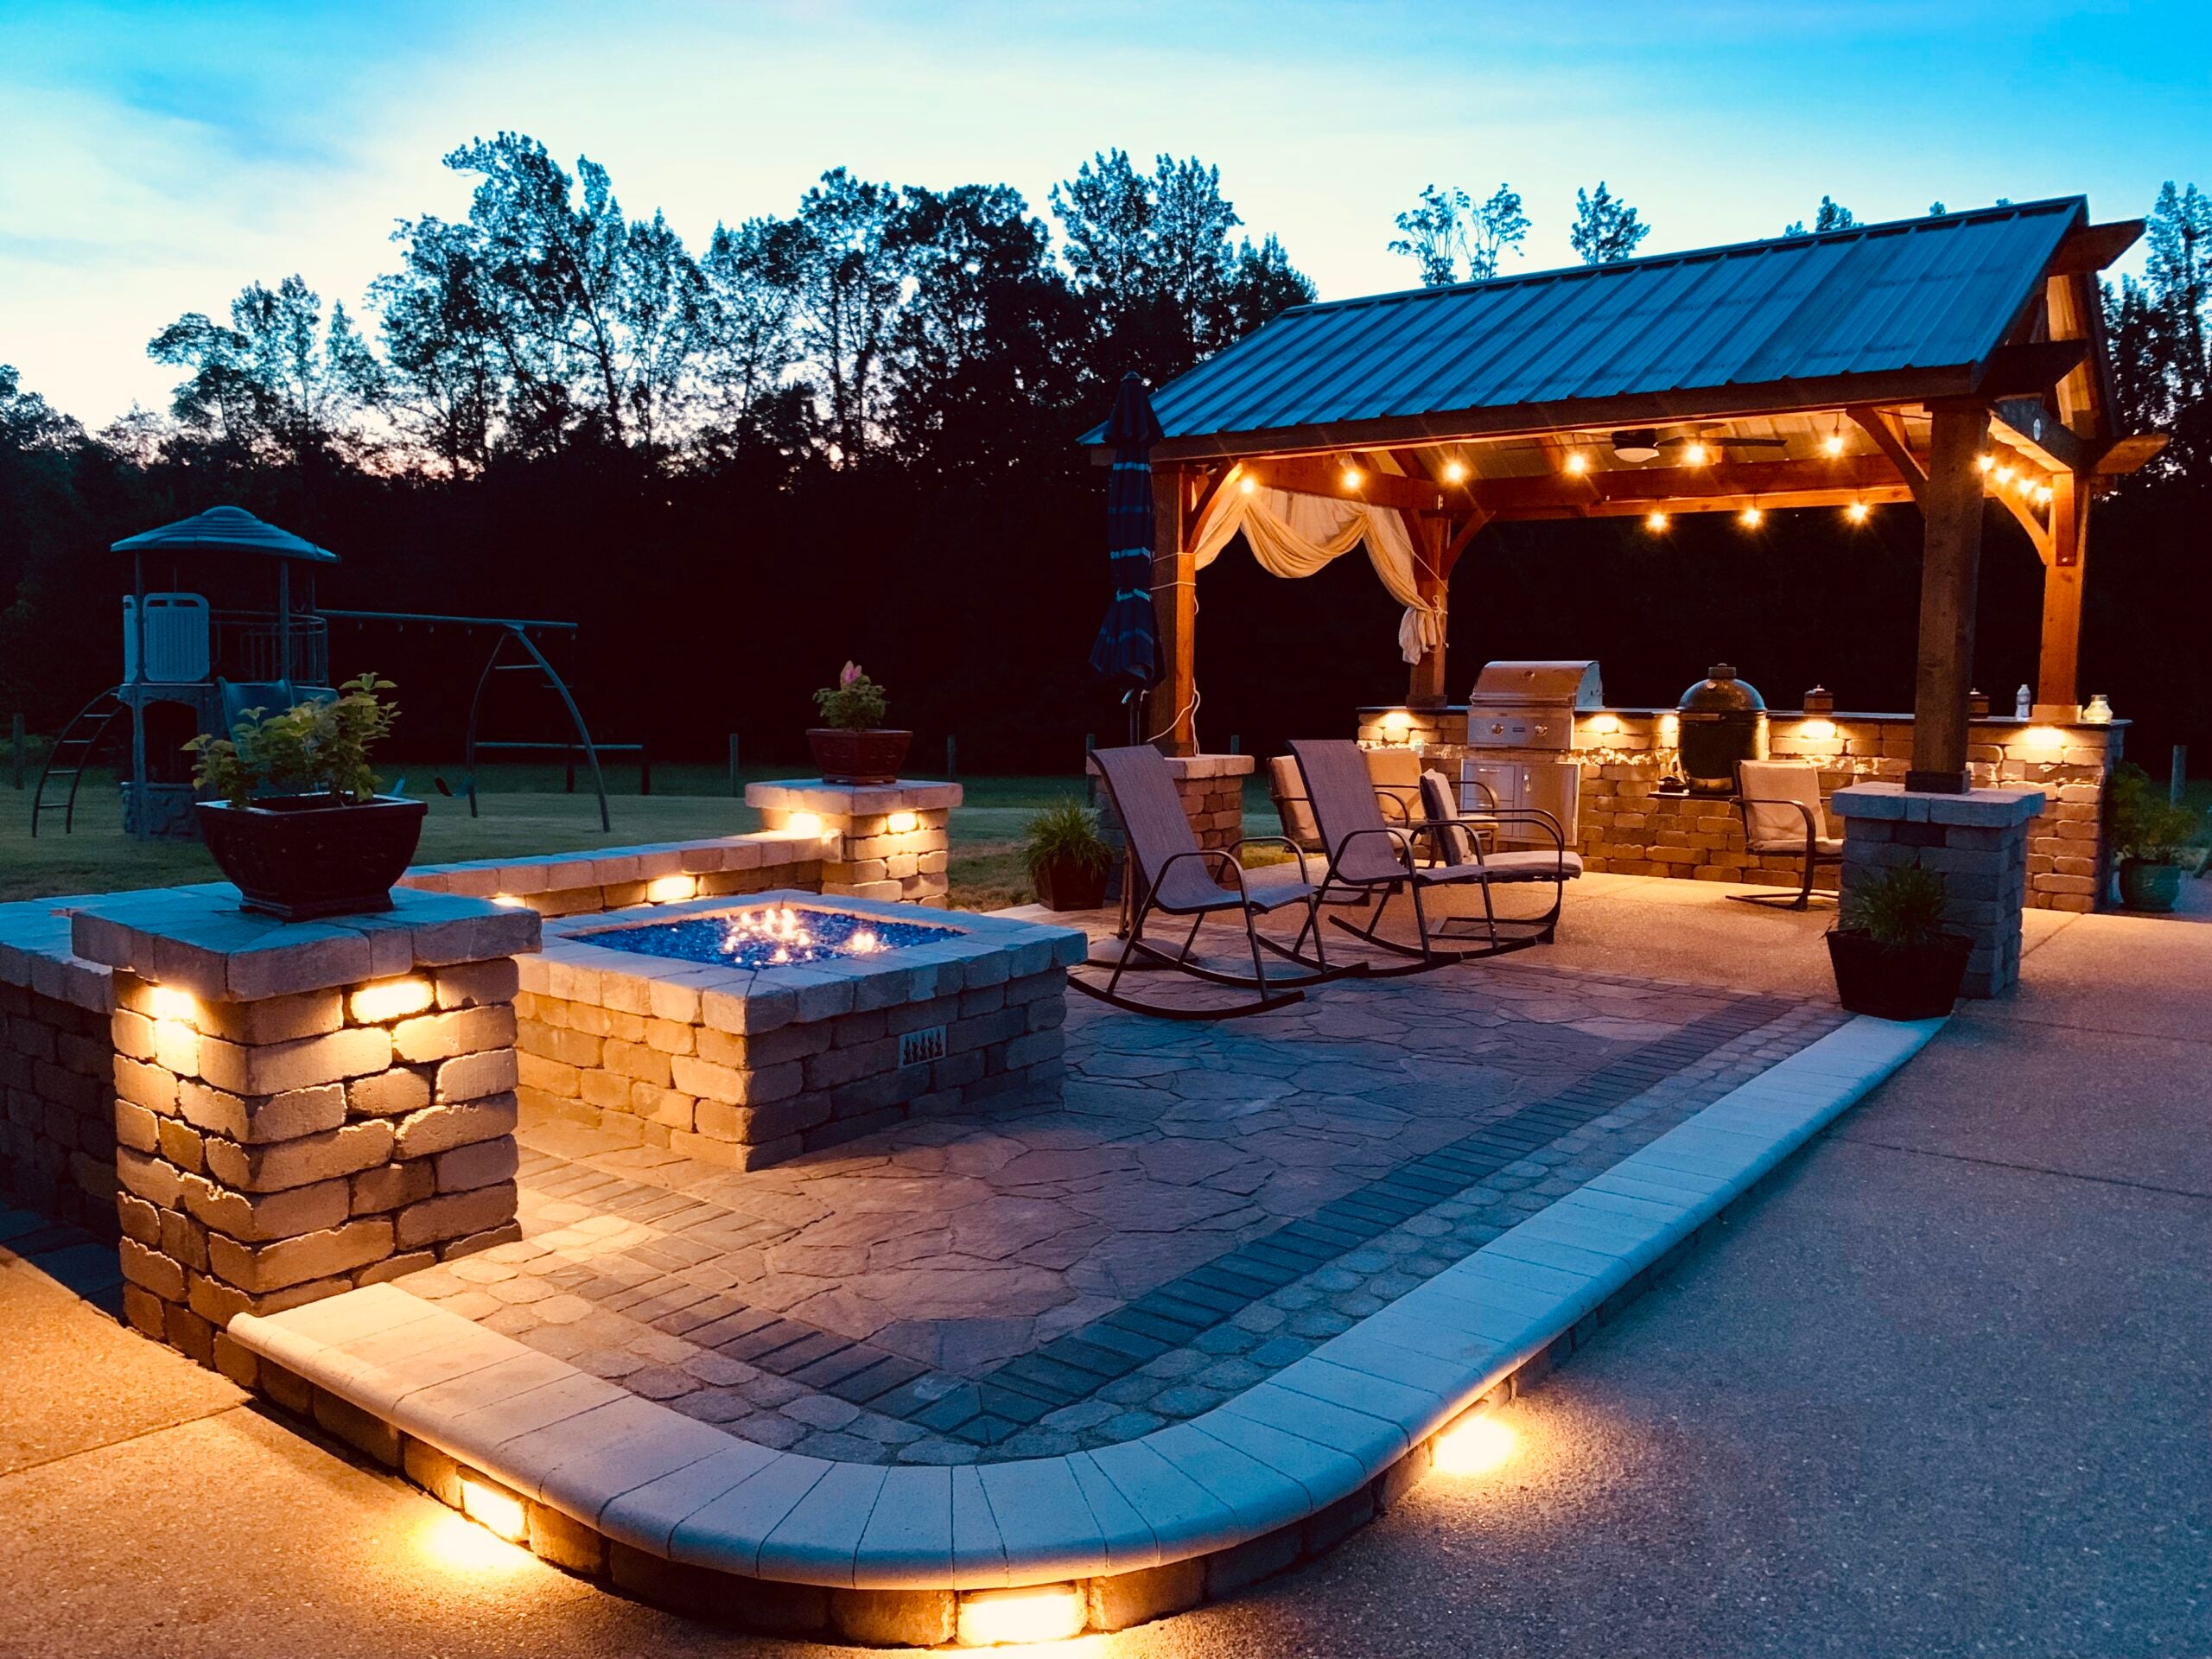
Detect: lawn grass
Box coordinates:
(0, 765, 1133, 911)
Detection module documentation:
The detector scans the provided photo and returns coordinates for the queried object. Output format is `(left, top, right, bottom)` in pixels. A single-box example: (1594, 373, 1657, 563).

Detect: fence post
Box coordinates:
(10, 714, 22, 790)
(728, 734, 741, 797)
(945, 735, 957, 779)
(2174, 745, 2190, 806)
(1228, 734, 1240, 755)
(1084, 734, 1096, 806)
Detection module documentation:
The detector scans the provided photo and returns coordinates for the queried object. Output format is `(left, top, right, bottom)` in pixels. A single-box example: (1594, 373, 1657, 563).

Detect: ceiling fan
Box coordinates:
(1611, 426, 1789, 464)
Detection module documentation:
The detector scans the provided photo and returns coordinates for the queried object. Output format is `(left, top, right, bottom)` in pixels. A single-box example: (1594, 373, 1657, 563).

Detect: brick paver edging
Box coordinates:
(225, 1014, 1938, 1644)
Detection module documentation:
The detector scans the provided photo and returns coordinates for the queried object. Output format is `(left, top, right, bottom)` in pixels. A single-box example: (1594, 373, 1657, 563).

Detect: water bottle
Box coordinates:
(2014, 684, 2031, 720)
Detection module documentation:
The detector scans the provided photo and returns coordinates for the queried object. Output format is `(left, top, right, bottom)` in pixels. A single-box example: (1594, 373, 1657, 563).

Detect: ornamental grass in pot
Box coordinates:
(1826, 865, 1971, 1020)
(807, 662, 911, 785)
(2107, 761, 2199, 913)
(185, 672, 426, 921)
(1023, 800, 1114, 911)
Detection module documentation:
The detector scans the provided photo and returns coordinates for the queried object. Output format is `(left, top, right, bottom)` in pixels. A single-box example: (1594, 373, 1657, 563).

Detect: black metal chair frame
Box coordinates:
(1730, 763, 1843, 910)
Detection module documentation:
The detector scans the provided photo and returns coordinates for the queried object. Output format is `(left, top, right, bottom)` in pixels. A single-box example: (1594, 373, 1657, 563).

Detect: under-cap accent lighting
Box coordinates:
(1433, 1411, 1517, 1475)
(2022, 725, 2067, 750)
(783, 811, 823, 837)
(1800, 718, 1839, 741)
(416, 1508, 531, 1575)
(1381, 709, 1414, 737)
(492, 893, 527, 908)
(350, 976, 431, 1024)
(1586, 713, 1623, 735)
(886, 810, 920, 835)
(147, 985, 198, 1023)
(645, 874, 697, 904)
(459, 1477, 529, 1542)
(956, 1583, 1087, 1646)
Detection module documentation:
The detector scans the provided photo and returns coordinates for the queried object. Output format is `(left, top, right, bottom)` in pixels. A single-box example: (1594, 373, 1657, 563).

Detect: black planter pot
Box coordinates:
(197, 796, 428, 921)
(2116, 856, 2182, 913)
(1825, 927, 1972, 1020)
(1033, 855, 1109, 912)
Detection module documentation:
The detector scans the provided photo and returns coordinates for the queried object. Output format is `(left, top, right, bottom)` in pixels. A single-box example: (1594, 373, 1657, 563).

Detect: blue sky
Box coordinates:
(2, 0, 2206, 425)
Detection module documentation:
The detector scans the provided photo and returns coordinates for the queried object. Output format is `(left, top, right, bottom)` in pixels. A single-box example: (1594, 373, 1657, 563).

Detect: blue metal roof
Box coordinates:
(1108, 199, 2084, 454)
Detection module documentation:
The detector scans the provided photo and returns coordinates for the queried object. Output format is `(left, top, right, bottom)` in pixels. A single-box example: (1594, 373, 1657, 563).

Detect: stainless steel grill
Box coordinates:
(1459, 661, 1599, 845)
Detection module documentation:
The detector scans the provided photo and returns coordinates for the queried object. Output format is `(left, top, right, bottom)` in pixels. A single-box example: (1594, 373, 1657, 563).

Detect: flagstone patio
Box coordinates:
(386, 950, 1843, 1466)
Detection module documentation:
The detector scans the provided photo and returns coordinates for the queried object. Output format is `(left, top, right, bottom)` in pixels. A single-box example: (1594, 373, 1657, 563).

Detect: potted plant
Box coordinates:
(1826, 865, 1972, 1020)
(1023, 800, 1114, 911)
(807, 662, 911, 785)
(2107, 761, 2199, 913)
(185, 673, 427, 921)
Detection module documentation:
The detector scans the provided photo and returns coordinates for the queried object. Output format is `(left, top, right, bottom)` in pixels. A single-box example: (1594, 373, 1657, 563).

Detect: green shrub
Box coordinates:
(184, 672, 397, 809)
(2107, 761, 2200, 862)
(1022, 800, 1114, 881)
(1840, 864, 1950, 949)
(812, 660, 889, 731)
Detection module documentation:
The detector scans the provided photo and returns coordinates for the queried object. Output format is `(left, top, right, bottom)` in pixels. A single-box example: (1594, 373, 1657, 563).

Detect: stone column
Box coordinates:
(1089, 753, 1254, 855)
(1832, 785, 2045, 999)
(746, 780, 963, 906)
(68, 888, 538, 1370)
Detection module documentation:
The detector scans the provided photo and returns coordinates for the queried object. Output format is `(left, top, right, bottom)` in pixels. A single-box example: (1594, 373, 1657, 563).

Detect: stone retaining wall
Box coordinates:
(400, 834, 825, 918)
(746, 781, 960, 907)
(1090, 752, 1255, 857)
(1, 984, 118, 1234)
(1356, 706, 2122, 912)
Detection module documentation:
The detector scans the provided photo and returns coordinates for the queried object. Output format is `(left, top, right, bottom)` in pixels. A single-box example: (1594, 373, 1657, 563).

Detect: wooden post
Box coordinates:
(1406, 515, 1450, 709)
(1149, 468, 1197, 755)
(2036, 470, 2090, 711)
(1909, 402, 1991, 793)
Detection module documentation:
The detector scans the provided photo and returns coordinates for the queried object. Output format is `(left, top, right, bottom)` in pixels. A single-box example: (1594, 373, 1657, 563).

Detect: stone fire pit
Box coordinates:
(513, 893, 1084, 1169)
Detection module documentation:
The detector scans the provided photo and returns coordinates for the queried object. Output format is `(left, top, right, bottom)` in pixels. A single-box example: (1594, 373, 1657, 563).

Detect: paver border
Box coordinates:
(226, 1013, 1942, 1643)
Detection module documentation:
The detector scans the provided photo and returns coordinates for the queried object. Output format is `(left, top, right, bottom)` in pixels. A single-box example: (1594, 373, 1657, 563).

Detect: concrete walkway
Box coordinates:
(3, 879, 2206, 1656)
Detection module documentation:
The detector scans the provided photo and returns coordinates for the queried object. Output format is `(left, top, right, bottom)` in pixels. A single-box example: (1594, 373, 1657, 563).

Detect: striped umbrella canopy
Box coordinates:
(1087, 372, 1165, 693)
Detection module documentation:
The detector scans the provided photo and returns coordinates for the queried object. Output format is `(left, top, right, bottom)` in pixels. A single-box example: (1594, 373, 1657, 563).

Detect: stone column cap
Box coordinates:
(746, 780, 963, 813)
(1830, 782, 2047, 828)
(1086, 752, 1255, 779)
(69, 883, 541, 1003)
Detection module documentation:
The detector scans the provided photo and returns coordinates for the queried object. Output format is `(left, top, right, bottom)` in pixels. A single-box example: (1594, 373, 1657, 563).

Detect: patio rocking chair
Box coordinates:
(1291, 738, 1575, 975)
(1073, 745, 1356, 1020)
(1731, 759, 1843, 909)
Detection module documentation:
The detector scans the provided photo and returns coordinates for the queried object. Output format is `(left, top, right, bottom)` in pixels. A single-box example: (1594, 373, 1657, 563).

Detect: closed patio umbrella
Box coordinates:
(1088, 372, 1165, 741)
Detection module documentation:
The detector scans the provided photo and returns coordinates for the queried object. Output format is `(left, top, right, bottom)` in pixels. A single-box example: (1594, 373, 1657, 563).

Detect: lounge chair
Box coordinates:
(1732, 759, 1842, 908)
(1268, 748, 1421, 856)
(1267, 754, 1324, 852)
(1292, 738, 1575, 972)
(1074, 746, 1352, 1019)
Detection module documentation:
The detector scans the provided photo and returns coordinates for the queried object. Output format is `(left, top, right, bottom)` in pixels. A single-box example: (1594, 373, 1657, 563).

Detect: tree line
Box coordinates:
(1, 152, 2206, 776)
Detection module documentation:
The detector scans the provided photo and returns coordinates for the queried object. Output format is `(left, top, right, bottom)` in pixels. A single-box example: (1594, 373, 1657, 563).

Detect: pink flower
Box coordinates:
(840, 661, 862, 687)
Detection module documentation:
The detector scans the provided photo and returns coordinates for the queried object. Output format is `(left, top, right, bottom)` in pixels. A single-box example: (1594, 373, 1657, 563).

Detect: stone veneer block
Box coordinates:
(63, 885, 538, 1368)
(518, 891, 1082, 1169)
(1832, 784, 2046, 998)
(746, 780, 964, 907)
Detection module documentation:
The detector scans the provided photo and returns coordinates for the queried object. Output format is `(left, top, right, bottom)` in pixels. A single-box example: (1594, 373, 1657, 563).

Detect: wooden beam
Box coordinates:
(1847, 406, 1927, 505)
(1465, 453, 1904, 516)
(1991, 395, 2088, 474)
(1484, 485, 1917, 521)
(1134, 365, 1985, 465)
(2047, 219, 2144, 276)
(1910, 403, 1992, 793)
(2094, 433, 2169, 474)
(1443, 507, 1492, 569)
(2037, 472, 2092, 709)
(1994, 483, 2054, 565)
(1238, 454, 1443, 515)
(1147, 467, 1198, 755)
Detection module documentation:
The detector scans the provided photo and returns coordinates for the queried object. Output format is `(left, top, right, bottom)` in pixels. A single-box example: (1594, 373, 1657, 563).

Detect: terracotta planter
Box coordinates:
(2116, 856, 2182, 913)
(807, 728, 911, 786)
(1825, 928, 1971, 1020)
(197, 795, 428, 921)
(1033, 855, 1109, 912)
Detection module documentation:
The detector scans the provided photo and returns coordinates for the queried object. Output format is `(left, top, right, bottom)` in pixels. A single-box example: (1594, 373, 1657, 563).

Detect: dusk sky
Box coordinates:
(3, 0, 2207, 427)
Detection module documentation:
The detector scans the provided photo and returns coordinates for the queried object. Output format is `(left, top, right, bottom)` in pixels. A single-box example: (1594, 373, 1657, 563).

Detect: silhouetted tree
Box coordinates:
(1783, 195, 1856, 236)
(1389, 183, 1529, 285)
(1569, 182, 1651, 265)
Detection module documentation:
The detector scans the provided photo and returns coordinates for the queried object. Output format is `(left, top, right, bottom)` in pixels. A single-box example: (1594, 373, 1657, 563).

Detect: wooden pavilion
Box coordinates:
(1097, 197, 2162, 793)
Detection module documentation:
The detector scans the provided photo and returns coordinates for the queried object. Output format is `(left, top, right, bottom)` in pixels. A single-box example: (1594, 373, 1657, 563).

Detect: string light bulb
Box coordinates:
(1682, 442, 1708, 465)
(1442, 459, 1468, 484)
(1564, 452, 1589, 475)
(1645, 510, 1669, 532)
(1993, 466, 2014, 486)
(1738, 506, 1764, 529)
(1340, 466, 1363, 491)
(1846, 501, 1871, 524)
(1974, 453, 1995, 472)
(1239, 475, 1256, 495)
(2034, 483, 2054, 506)
(1821, 428, 1846, 457)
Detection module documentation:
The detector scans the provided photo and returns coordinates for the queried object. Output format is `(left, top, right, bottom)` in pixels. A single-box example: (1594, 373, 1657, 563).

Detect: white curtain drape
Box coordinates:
(1190, 485, 1443, 664)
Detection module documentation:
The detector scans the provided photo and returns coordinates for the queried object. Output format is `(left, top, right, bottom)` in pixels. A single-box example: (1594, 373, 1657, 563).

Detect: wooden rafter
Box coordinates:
(1847, 406, 1927, 505)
